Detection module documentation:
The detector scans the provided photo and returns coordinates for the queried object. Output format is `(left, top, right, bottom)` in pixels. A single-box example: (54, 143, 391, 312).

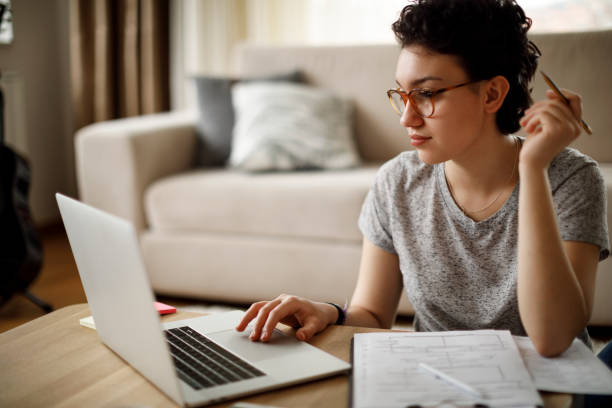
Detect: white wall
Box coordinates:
(0, 0, 75, 226)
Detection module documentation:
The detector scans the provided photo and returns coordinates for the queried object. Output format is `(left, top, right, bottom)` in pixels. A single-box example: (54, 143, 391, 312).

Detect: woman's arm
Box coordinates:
(345, 237, 403, 329)
(517, 164, 599, 356)
(518, 89, 600, 357)
(235, 237, 403, 341)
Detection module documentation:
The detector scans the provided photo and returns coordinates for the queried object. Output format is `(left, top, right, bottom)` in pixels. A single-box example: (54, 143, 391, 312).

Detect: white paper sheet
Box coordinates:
(514, 336, 612, 395)
(352, 330, 542, 408)
(79, 315, 96, 329)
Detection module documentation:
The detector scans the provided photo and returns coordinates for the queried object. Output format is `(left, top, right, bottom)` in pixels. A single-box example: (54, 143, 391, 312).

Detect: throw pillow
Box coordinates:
(229, 82, 360, 172)
(193, 71, 303, 167)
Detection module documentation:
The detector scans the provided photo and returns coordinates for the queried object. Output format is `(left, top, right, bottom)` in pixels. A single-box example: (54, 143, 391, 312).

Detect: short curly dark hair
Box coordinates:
(392, 0, 540, 134)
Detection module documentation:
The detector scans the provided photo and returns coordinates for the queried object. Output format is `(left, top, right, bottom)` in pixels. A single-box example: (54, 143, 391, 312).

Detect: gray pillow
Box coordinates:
(194, 71, 303, 167)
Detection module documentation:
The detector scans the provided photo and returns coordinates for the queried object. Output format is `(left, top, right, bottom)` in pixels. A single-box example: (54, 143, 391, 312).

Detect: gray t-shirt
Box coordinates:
(358, 145, 610, 345)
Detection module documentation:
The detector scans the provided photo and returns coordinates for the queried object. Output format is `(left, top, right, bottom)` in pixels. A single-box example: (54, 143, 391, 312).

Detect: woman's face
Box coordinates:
(395, 45, 487, 164)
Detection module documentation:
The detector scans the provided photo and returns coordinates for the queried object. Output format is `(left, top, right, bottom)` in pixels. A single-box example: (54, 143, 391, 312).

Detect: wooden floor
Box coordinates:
(2, 226, 611, 355)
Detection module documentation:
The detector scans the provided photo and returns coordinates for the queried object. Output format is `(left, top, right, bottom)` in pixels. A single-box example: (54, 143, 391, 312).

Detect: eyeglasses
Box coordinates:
(387, 80, 480, 118)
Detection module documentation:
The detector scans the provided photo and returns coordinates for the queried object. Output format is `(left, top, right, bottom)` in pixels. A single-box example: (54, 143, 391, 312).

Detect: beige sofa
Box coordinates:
(75, 30, 612, 325)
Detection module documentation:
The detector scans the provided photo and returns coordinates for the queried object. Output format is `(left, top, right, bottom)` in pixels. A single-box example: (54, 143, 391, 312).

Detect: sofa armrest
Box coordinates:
(75, 111, 198, 231)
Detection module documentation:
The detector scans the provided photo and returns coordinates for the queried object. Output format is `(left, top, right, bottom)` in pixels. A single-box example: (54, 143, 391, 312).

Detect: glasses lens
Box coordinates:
(410, 91, 434, 117)
(390, 92, 406, 115)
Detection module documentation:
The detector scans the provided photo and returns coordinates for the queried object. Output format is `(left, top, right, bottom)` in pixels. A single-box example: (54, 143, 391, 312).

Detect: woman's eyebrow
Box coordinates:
(395, 76, 444, 89)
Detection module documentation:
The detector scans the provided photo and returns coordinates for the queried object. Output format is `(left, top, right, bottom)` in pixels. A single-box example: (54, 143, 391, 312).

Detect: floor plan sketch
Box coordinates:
(352, 330, 542, 408)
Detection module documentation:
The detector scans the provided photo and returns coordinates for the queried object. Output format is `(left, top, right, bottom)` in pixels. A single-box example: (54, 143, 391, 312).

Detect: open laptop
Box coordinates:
(56, 193, 350, 407)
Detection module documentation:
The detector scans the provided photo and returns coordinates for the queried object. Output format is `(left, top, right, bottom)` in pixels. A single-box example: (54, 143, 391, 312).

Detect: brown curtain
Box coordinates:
(70, 0, 169, 131)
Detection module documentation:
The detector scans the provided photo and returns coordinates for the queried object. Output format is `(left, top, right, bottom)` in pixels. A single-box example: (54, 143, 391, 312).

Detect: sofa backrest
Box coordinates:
(236, 29, 612, 163)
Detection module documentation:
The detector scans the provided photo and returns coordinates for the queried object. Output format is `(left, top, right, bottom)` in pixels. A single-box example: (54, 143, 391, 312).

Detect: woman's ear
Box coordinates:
(483, 75, 510, 113)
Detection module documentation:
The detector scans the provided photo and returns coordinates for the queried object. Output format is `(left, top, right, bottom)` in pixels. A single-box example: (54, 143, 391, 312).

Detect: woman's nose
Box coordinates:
(399, 103, 424, 128)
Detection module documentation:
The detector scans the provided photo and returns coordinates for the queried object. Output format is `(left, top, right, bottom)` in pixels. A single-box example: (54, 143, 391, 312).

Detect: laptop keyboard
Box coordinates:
(165, 326, 266, 390)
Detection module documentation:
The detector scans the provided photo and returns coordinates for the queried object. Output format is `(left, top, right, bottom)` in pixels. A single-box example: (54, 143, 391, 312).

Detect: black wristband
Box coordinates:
(327, 302, 346, 325)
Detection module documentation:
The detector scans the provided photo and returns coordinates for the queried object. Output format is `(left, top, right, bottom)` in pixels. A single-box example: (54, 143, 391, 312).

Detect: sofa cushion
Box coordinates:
(194, 71, 303, 167)
(229, 82, 360, 172)
(145, 165, 380, 242)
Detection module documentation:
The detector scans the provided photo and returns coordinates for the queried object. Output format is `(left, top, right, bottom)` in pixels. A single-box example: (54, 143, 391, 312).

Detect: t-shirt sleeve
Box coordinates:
(553, 162, 610, 261)
(358, 165, 397, 254)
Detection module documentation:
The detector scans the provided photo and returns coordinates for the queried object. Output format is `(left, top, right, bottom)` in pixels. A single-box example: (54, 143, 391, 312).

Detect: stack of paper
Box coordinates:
(352, 330, 612, 408)
(514, 335, 612, 394)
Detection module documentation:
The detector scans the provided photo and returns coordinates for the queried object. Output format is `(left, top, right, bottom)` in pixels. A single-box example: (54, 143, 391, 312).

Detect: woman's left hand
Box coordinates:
(519, 89, 584, 170)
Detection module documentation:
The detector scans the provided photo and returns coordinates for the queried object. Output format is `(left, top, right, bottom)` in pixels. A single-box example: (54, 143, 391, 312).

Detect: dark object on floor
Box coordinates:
(0, 71, 51, 313)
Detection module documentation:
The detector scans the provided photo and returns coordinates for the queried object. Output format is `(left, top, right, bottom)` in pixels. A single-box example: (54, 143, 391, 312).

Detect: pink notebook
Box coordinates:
(154, 301, 176, 315)
(80, 302, 177, 330)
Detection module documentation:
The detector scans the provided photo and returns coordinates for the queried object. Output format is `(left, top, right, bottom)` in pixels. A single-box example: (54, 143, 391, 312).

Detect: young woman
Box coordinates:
(236, 0, 609, 357)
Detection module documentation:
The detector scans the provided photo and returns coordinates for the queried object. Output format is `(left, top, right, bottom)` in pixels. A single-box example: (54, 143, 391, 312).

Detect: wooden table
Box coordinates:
(0, 304, 572, 407)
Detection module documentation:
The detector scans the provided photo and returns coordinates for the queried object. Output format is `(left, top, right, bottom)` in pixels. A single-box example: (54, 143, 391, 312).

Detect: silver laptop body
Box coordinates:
(56, 193, 350, 407)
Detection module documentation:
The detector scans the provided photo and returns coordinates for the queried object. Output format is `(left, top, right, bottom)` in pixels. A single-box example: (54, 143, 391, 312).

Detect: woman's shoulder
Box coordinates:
(549, 146, 601, 176)
(376, 150, 431, 182)
(368, 150, 434, 209)
(551, 145, 598, 168)
(548, 145, 604, 190)
(368, 151, 436, 203)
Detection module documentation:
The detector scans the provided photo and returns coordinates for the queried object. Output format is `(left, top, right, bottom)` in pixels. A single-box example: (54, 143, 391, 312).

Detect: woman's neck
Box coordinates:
(444, 133, 520, 219)
(446, 133, 518, 191)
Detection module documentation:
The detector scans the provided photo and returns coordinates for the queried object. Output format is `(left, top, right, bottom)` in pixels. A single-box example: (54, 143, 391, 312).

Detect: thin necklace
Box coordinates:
(446, 135, 519, 214)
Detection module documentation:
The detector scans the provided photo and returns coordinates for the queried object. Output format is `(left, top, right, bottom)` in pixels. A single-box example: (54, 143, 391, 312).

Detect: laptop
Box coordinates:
(56, 193, 351, 407)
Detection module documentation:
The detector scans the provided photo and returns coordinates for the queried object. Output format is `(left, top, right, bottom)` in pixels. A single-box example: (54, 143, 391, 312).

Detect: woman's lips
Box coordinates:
(410, 135, 431, 147)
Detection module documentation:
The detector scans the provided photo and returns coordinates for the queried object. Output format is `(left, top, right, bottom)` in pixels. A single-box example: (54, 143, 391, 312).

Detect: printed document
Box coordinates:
(514, 336, 612, 395)
(352, 330, 542, 408)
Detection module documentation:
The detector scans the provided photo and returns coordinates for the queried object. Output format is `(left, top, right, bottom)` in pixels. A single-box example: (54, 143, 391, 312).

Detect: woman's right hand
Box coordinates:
(235, 294, 338, 342)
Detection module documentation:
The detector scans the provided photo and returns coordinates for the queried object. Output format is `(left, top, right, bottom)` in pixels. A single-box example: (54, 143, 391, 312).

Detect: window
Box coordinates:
(172, 0, 612, 109)
(522, 0, 612, 32)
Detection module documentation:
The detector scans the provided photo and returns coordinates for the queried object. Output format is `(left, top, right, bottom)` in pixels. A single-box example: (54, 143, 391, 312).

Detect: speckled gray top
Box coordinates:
(358, 145, 609, 346)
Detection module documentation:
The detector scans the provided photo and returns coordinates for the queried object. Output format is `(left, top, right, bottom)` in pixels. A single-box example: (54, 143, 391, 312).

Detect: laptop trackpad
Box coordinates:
(206, 328, 305, 363)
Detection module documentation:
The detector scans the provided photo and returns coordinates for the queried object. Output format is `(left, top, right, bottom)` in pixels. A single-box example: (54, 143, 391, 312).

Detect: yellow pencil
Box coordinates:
(540, 70, 592, 135)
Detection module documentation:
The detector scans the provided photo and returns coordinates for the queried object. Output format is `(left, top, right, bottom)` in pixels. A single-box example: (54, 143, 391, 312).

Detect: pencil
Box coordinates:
(540, 70, 592, 135)
(418, 362, 485, 400)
